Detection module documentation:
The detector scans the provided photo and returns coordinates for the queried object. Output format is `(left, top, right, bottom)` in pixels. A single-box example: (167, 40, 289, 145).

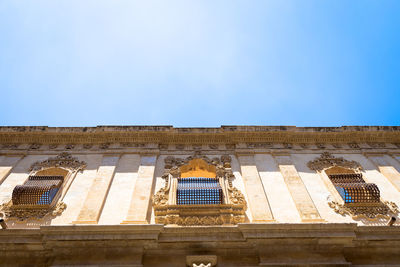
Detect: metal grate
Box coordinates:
(12, 176, 63, 206)
(328, 173, 380, 204)
(177, 177, 223, 205)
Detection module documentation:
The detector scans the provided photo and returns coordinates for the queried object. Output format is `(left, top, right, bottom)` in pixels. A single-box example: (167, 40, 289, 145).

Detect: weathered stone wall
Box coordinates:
(0, 140, 399, 227)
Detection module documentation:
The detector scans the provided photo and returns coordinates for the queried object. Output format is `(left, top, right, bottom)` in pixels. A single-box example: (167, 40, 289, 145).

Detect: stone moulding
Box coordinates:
(153, 153, 247, 226)
(29, 152, 87, 173)
(307, 152, 363, 172)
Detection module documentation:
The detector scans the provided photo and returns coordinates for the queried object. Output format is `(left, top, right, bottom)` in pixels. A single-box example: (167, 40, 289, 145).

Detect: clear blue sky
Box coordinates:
(1, 1, 399, 127)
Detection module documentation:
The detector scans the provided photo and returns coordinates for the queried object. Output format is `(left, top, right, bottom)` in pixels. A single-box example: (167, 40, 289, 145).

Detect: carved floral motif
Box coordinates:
(0, 201, 67, 221)
(307, 152, 362, 171)
(29, 152, 87, 172)
(328, 201, 398, 220)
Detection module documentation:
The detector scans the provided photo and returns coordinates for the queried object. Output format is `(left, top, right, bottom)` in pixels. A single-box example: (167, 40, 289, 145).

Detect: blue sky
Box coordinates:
(1, 1, 399, 127)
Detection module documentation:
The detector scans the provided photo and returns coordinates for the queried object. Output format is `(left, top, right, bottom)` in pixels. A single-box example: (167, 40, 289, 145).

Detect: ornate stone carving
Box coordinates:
(307, 152, 363, 172)
(209, 144, 218, 150)
(176, 144, 185, 150)
(65, 144, 75, 150)
(153, 153, 247, 225)
(348, 143, 360, 149)
(316, 143, 326, 149)
(283, 143, 293, 149)
(83, 144, 93, 149)
(186, 255, 217, 267)
(29, 143, 41, 150)
(0, 201, 67, 221)
(2, 144, 19, 149)
(192, 144, 202, 150)
(29, 152, 87, 173)
(299, 143, 309, 149)
(225, 144, 235, 149)
(328, 201, 398, 220)
(368, 142, 386, 148)
(332, 143, 342, 148)
(49, 144, 58, 149)
(246, 143, 272, 149)
(159, 144, 168, 150)
(100, 143, 110, 149)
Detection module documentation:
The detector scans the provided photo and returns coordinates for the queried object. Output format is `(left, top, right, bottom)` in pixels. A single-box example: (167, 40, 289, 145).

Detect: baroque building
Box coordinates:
(0, 126, 400, 266)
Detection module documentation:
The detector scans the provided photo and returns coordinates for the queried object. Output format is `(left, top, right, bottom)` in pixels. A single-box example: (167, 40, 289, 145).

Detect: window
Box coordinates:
(327, 173, 380, 204)
(153, 155, 247, 225)
(12, 175, 64, 206)
(0, 153, 87, 221)
(177, 177, 223, 205)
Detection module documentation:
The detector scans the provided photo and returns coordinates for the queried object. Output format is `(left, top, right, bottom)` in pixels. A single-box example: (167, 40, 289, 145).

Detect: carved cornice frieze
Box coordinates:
(307, 152, 363, 172)
(29, 152, 87, 173)
(0, 126, 399, 146)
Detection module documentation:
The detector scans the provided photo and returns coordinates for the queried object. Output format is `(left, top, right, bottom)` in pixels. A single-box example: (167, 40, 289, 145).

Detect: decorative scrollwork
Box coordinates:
(29, 152, 87, 173)
(307, 152, 362, 172)
(0, 201, 67, 221)
(328, 200, 398, 220)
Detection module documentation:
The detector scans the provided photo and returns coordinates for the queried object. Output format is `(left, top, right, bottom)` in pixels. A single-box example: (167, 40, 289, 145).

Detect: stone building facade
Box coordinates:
(0, 126, 400, 266)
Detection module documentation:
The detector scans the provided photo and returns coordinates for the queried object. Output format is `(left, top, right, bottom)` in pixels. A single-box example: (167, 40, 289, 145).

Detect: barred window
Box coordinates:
(177, 177, 223, 205)
(328, 173, 380, 203)
(12, 175, 64, 206)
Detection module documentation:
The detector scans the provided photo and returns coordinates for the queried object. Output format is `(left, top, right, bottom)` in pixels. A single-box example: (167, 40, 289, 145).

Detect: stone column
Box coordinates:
(0, 156, 23, 185)
(237, 153, 274, 222)
(73, 155, 120, 224)
(122, 154, 158, 224)
(274, 155, 323, 222)
(367, 154, 400, 192)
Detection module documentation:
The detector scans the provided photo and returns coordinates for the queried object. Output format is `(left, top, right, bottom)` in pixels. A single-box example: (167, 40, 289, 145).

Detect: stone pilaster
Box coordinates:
(73, 155, 120, 224)
(237, 153, 274, 222)
(367, 154, 400, 192)
(0, 156, 23, 185)
(274, 155, 323, 222)
(122, 155, 158, 224)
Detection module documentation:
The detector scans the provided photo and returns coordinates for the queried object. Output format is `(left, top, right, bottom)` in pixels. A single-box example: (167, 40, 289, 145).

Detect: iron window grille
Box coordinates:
(177, 177, 223, 205)
(12, 175, 64, 206)
(328, 173, 380, 203)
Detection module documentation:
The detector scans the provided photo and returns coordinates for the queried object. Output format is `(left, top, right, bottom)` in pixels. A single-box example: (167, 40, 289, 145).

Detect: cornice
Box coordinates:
(0, 126, 399, 145)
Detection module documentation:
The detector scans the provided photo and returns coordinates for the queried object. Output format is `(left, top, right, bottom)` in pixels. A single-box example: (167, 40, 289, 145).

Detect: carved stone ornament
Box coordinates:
(153, 153, 247, 226)
(186, 255, 217, 267)
(307, 152, 363, 172)
(29, 152, 87, 173)
(0, 201, 67, 221)
(328, 201, 399, 220)
(2, 144, 19, 149)
(29, 143, 41, 150)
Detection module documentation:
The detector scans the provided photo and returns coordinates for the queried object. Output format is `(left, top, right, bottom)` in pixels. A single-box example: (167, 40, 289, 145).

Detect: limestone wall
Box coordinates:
(0, 128, 399, 228)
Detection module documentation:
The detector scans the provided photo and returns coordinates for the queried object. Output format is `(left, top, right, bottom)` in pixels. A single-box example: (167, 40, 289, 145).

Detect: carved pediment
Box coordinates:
(307, 152, 362, 172)
(30, 152, 87, 173)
